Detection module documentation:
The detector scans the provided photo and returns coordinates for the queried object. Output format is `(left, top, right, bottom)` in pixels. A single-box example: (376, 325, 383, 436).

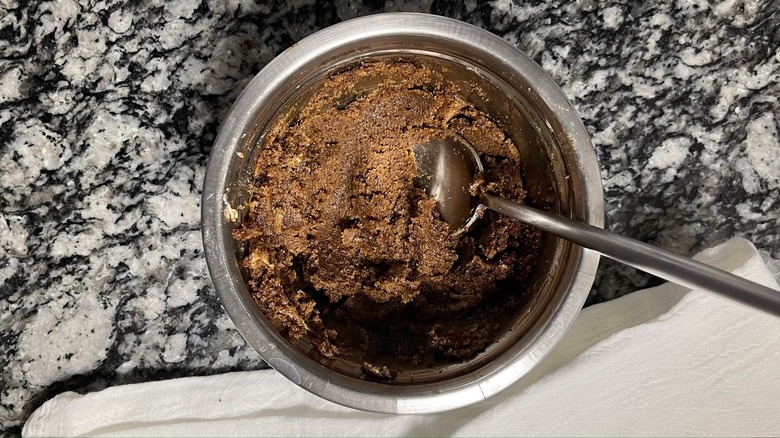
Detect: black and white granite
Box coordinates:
(1, 0, 778, 432)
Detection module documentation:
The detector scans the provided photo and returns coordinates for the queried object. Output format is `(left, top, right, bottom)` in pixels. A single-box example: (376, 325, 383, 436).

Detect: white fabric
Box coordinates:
(23, 237, 780, 437)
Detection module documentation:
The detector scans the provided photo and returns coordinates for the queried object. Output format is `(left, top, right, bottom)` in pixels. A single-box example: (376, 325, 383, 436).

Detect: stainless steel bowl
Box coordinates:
(202, 13, 603, 414)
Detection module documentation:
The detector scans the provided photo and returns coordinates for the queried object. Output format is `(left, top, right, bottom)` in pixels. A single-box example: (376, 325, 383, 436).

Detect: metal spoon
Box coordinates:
(413, 134, 780, 317)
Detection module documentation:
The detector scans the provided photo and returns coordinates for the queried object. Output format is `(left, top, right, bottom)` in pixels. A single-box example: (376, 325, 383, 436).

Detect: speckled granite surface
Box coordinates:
(1, 0, 778, 432)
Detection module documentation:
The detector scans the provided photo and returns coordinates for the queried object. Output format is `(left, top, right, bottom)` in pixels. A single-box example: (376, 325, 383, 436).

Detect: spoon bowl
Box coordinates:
(412, 134, 483, 231)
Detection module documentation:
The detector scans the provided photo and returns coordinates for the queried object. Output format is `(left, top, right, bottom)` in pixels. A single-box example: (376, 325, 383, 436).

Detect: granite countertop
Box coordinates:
(2, 0, 779, 432)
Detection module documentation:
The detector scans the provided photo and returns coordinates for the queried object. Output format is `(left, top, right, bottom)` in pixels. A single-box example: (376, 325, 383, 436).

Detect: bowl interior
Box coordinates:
(223, 44, 585, 387)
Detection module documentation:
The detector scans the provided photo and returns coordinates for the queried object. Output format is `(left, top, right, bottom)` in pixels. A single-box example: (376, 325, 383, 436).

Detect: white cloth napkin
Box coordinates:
(23, 237, 780, 437)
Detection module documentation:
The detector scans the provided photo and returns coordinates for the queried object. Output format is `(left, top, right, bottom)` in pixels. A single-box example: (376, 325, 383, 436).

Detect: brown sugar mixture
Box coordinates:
(234, 58, 542, 376)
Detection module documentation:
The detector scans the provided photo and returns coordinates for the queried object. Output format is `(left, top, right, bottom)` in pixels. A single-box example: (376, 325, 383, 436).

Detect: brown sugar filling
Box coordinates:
(234, 59, 542, 376)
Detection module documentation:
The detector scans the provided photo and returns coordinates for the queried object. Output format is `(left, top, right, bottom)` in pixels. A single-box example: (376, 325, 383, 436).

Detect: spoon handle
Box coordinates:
(481, 194, 780, 317)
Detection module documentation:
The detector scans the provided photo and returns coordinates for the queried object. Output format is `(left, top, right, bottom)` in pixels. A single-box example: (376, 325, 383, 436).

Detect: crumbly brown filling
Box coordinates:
(234, 59, 542, 372)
